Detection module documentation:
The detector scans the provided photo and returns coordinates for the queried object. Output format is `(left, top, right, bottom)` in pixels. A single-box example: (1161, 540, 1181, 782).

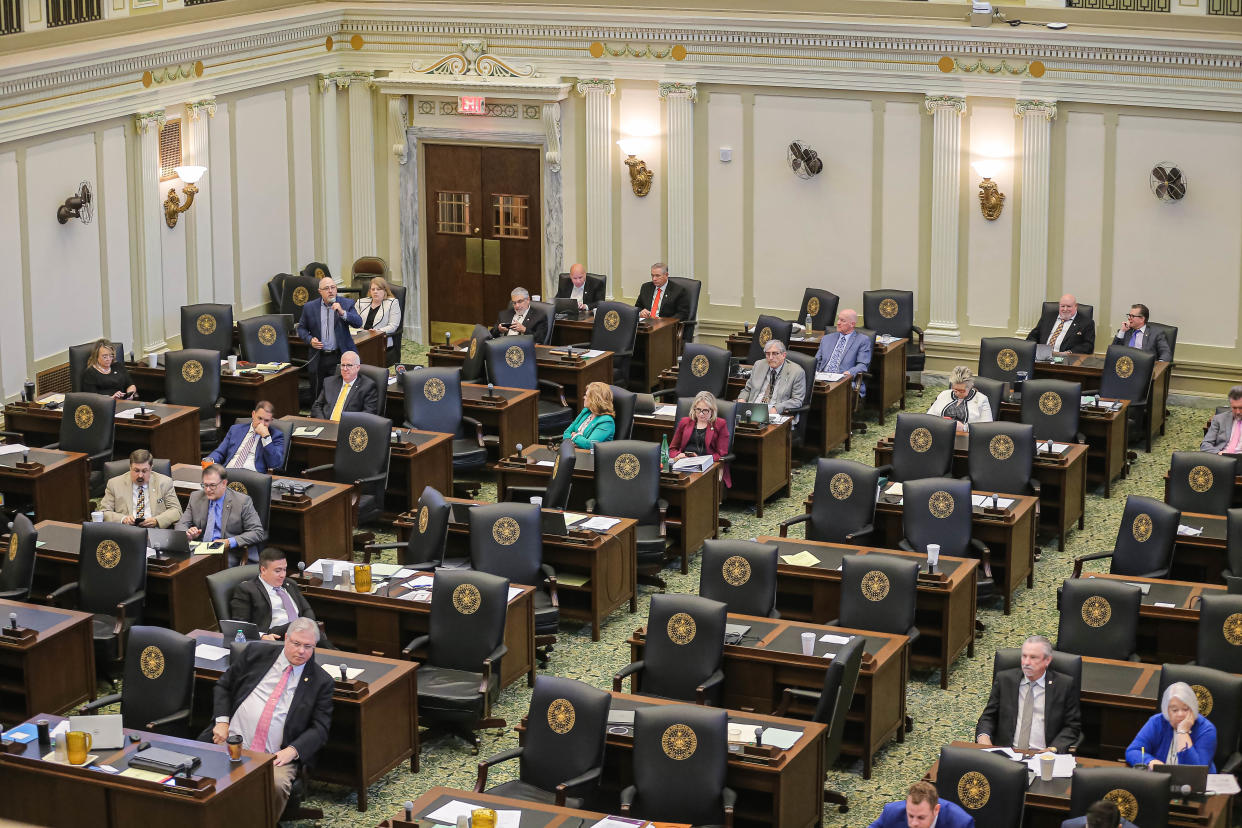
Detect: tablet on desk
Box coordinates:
(219, 620, 260, 642)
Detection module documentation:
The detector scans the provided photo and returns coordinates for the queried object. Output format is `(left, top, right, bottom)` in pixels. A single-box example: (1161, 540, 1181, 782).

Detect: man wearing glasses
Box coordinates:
(176, 463, 266, 566)
(1113, 303, 1171, 362)
(296, 275, 364, 399)
(737, 340, 806, 419)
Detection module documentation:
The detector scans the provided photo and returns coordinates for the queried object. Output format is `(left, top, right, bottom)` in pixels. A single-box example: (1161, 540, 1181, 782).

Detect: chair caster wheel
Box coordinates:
(839, 805, 849, 814)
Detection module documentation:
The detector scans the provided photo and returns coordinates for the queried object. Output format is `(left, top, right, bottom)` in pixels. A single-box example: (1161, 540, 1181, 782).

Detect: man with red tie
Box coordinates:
(635, 262, 691, 322)
(1201, 386, 1242, 454)
(210, 617, 333, 824)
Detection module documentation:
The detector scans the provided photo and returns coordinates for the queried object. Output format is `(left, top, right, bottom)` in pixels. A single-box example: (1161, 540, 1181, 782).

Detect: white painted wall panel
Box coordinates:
(706, 93, 744, 308)
(0, 153, 27, 397)
(618, 84, 663, 299)
(965, 100, 1015, 329)
(234, 91, 292, 310)
(101, 126, 134, 349)
(291, 85, 316, 267)
(1060, 112, 1105, 311)
(880, 102, 921, 295)
(560, 95, 579, 281)
(208, 102, 235, 307)
(160, 169, 189, 336)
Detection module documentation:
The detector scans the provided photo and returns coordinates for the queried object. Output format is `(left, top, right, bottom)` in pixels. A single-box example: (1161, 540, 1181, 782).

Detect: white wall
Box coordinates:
(234, 89, 293, 311)
(617, 82, 664, 299)
(705, 92, 744, 308)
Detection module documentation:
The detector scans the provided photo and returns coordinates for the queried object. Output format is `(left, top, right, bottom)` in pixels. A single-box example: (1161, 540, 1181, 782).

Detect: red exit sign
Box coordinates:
(459, 96, 486, 114)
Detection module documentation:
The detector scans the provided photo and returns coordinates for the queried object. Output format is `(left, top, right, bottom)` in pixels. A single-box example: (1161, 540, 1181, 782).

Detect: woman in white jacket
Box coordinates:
(927, 365, 992, 431)
(355, 276, 403, 349)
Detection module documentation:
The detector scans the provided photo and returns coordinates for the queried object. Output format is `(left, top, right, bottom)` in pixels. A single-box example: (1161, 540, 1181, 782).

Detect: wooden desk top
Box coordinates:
(299, 569, 535, 614)
(758, 535, 978, 591)
(875, 431, 1089, 469)
(435, 496, 638, 542)
(33, 520, 216, 575)
(503, 444, 714, 490)
(872, 488, 1040, 527)
(275, 415, 452, 451)
(129, 360, 300, 386)
(0, 597, 93, 650)
(7, 399, 199, 426)
(998, 396, 1131, 422)
(727, 330, 908, 355)
(1079, 571, 1227, 620)
(632, 408, 789, 441)
(556, 312, 680, 334)
(384, 380, 539, 408)
(388, 787, 611, 828)
(660, 364, 853, 397)
(1168, 510, 1228, 546)
(170, 463, 353, 507)
(428, 342, 614, 369)
(0, 447, 86, 474)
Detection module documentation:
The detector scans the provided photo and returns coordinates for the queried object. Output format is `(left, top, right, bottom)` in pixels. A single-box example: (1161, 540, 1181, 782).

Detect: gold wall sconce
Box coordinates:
(972, 159, 1004, 221)
(164, 165, 206, 228)
(617, 138, 653, 197)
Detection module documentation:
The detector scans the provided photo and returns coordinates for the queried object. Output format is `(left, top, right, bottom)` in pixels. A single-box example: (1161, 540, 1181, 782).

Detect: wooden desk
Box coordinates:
(627, 612, 909, 778)
(130, 361, 300, 419)
(998, 397, 1130, 498)
(926, 741, 1231, 828)
(396, 499, 638, 642)
(632, 411, 792, 517)
(761, 535, 978, 689)
(872, 432, 1088, 551)
(276, 415, 454, 517)
(1165, 510, 1229, 584)
(1035, 354, 1170, 451)
(289, 327, 386, 368)
(171, 464, 355, 565)
(495, 444, 719, 571)
(727, 331, 908, 423)
(551, 312, 680, 391)
(0, 599, 95, 726)
(34, 521, 223, 634)
(0, 713, 275, 828)
(427, 343, 615, 412)
(866, 489, 1039, 614)
(1078, 572, 1227, 665)
(300, 572, 537, 689)
(383, 787, 611, 828)
(0, 447, 89, 523)
(188, 630, 418, 811)
(386, 382, 539, 458)
(4, 400, 202, 466)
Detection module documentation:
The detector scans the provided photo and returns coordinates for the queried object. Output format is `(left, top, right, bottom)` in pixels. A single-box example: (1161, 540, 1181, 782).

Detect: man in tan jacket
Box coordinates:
(99, 449, 183, 528)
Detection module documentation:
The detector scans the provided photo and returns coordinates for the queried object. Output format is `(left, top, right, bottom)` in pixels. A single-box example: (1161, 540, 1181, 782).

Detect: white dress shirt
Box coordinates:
(228, 427, 274, 471)
(507, 309, 527, 336)
(228, 651, 305, 753)
(571, 284, 584, 302)
(264, 580, 291, 628)
(1048, 316, 1074, 351)
(1015, 673, 1048, 750)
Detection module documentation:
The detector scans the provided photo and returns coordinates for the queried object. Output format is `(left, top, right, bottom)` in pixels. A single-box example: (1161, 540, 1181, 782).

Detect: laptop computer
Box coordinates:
(1035, 343, 1053, 362)
(541, 511, 570, 536)
(69, 714, 124, 750)
(1165, 763, 1209, 795)
(553, 298, 581, 319)
(146, 528, 190, 559)
(734, 403, 769, 426)
(724, 623, 751, 645)
(219, 619, 260, 642)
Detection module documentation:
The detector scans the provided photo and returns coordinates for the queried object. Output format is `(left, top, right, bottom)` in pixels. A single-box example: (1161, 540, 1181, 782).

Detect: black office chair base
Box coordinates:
(281, 804, 324, 824)
(824, 789, 849, 814)
(905, 715, 914, 733)
(421, 717, 508, 755)
(637, 571, 667, 591)
(454, 481, 482, 499)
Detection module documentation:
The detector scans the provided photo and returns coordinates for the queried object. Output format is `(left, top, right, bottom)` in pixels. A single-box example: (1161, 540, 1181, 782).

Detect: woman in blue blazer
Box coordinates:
(562, 382, 616, 448)
(1125, 681, 1217, 771)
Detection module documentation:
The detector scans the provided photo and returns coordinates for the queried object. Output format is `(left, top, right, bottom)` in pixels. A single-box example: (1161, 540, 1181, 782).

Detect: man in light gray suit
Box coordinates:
(737, 340, 806, 418)
(1201, 386, 1242, 454)
(175, 463, 266, 566)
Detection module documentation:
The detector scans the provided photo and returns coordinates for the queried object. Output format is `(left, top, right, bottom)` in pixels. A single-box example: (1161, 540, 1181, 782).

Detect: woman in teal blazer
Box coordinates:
(563, 382, 616, 448)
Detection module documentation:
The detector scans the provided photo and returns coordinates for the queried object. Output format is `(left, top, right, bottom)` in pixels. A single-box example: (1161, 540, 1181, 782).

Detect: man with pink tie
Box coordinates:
(1201, 386, 1242, 454)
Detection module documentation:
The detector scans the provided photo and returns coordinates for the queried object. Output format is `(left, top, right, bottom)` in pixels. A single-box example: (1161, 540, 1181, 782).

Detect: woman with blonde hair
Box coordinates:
(1125, 681, 1218, 770)
(354, 276, 403, 350)
(562, 382, 616, 448)
(669, 391, 732, 487)
(81, 338, 136, 399)
(927, 365, 992, 431)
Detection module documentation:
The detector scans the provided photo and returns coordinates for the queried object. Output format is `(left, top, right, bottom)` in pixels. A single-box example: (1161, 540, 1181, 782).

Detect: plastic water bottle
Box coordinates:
(805, 313, 814, 335)
(660, 435, 670, 471)
(234, 629, 246, 645)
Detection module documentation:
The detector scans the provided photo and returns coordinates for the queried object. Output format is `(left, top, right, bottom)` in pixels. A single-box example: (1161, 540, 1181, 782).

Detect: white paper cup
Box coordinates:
(530, 497, 543, 507)
(228, 355, 238, 373)
(1038, 753, 1056, 782)
(927, 544, 940, 567)
(801, 632, 816, 656)
(90, 511, 103, 523)
(147, 353, 158, 368)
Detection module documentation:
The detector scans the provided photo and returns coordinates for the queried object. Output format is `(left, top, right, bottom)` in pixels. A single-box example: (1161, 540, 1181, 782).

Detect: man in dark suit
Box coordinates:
(976, 635, 1082, 752)
(635, 262, 690, 322)
(1027, 294, 1095, 354)
(230, 548, 316, 640)
(175, 464, 266, 566)
(1112, 303, 1171, 362)
(491, 287, 548, 343)
(309, 352, 379, 420)
(296, 275, 364, 399)
(208, 401, 285, 473)
(210, 618, 333, 823)
(555, 263, 605, 311)
(1201, 386, 1242, 453)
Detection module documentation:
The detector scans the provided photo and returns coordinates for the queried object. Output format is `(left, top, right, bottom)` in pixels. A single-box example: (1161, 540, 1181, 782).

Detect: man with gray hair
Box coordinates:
(1201, 385, 1242, 454)
(635, 262, 691, 322)
(976, 634, 1082, 752)
(492, 286, 548, 343)
(738, 340, 806, 419)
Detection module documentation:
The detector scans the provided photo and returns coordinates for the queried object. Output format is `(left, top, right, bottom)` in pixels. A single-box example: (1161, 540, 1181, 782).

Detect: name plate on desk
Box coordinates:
(131, 412, 161, 423)
(660, 471, 689, 484)
(735, 423, 765, 434)
(497, 457, 531, 469)
(918, 570, 950, 585)
(0, 626, 37, 643)
(169, 775, 216, 794)
(280, 491, 312, 506)
(332, 677, 369, 698)
(389, 439, 419, 457)
(12, 461, 44, 473)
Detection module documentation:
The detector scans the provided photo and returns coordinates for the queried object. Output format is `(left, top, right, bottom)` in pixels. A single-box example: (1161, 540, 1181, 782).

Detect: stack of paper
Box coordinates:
(815, 372, 846, 383)
(672, 454, 714, 472)
(424, 800, 522, 827)
(1177, 524, 1203, 537)
(292, 425, 324, 437)
(195, 643, 230, 661)
(780, 550, 821, 567)
(653, 405, 677, 417)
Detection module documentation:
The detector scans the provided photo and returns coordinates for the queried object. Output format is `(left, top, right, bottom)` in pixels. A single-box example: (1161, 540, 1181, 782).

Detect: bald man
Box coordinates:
(1026, 294, 1095, 354)
(555, 263, 606, 311)
(296, 275, 364, 398)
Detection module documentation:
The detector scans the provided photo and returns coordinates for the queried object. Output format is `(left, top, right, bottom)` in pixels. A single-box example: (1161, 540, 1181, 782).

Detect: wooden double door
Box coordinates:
(424, 144, 542, 326)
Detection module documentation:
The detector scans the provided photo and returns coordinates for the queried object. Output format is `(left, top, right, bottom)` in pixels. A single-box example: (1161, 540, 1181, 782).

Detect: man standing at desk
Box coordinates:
(309, 352, 379, 420)
(491, 287, 548, 343)
(176, 463, 266, 566)
(100, 449, 183, 528)
(1201, 386, 1242, 454)
(1112, 303, 1171, 362)
(814, 309, 871, 393)
(210, 618, 333, 824)
(635, 262, 690, 321)
(738, 340, 805, 420)
(1027, 294, 1095, 354)
(209, 401, 285, 473)
(975, 635, 1082, 753)
(297, 275, 363, 399)
(556, 263, 605, 311)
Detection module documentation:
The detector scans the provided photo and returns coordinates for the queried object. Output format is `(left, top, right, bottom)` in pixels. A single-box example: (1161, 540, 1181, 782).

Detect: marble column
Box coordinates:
(660, 82, 696, 280)
(184, 97, 215, 305)
(345, 71, 377, 270)
(576, 79, 615, 292)
(136, 110, 167, 352)
(1015, 100, 1058, 337)
(924, 95, 966, 344)
(319, 74, 344, 282)
(542, 101, 565, 297)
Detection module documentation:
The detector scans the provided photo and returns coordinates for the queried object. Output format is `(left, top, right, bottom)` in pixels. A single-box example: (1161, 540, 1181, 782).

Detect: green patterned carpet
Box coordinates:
(276, 350, 1221, 825)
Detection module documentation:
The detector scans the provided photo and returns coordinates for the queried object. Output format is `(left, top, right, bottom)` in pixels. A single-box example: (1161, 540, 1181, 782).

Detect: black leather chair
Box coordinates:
(863, 289, 924, 391)
(529, 301, 557, 346)
(68, 341, 126, 393)
(1019, 379, 1084, 443)
(993, 646, 1083, 691)
(1067, 767, 1169, 827)
(1042, 300, 1095, 323)
(484, 336, 574, 438)
(403, 569, 510, 751)
(469, 503, 558, 665)
(78, 625, 195, 736)
(832, 555, 920, 646)
(44, 392, 115, 498)
(1223, 509, 1242, 591)
(237, 315, 299, 366)
(1157, 664, 1242, 774)
(0, 514, 38, 602)
(967, 422, 1039, 498)
(459, 325, 491, 383)
(571, 301, 639, 385)
(160, 349, 224, 452)
(591, 441, 670, 584)
(900, 477, 993, 604)
(1072, 495, 1178, 579)
(620, 705, 735, 828)
(971, 377, 1006, 424)
(1091, 344, 1157, 452)
(1148, 321, 1178, 361)
(366, 485, 452, 570)
(1167, 451, 1235, 516)
(279, 273, 319, 323)
(780, 458, 878, 544)
(785, 351, 817, 450)
(180, 304, 234, 357)
(654, 343, 730, 402)
(745, 315, 793, 364)
(668, 277, 702, 343)
(1195, 593, 1242, 673)
(978, 337, 1036, 385)
(49, 522, 148, 679)
(357, 364, 390, 417)
(794, 288, 839, 334)
(698, 540, 779, 618)
(877, 413, 956, 483)
(102, 458, 172, 481)
(611, 384, 637, 441)
(265, 273, 289, 312)
(775, 635, 864, 812)
(505, 441, 576, 510)
(223, 469, 271, 559)
(205, 564, 261, 626)
(475, 675, 612, 807)
(1057, 578, 1141, 660)
(401, 367, 487, 474)
(936, 745, 1028, 827)
(303, 412, 391, 546)
(613, 593, 726, 705)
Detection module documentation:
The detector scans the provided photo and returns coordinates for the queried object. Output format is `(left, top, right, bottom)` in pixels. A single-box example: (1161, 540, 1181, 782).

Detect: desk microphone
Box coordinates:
(8, 612, 16, 630)
(404, 801, 415, 822)
(339, 663, 349, 681)
(754, 726, 764, 747)
(444, 331, 451, 346)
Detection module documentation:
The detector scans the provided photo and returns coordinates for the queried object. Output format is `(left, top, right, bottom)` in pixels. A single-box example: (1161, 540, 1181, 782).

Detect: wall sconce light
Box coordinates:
(164, 165, 206, 228)
(972, 159, 1005, 221)
(617, 138, 653, 197)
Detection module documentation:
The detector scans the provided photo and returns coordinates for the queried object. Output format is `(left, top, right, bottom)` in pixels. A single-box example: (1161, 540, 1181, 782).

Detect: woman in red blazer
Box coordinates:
(670, 391, 732, 487)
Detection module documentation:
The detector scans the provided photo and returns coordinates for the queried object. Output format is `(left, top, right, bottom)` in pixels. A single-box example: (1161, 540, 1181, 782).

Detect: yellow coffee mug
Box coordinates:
(65, 730, 92, 765)
(471, 808, 497, 828)
(354, 564, 372, 593)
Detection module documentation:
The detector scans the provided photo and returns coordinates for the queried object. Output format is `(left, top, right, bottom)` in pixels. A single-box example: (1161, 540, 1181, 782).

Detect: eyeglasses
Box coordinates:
(1126, 313, 1144, 319)
(692, 408, 711, 414)
(202, 480, 225, 489)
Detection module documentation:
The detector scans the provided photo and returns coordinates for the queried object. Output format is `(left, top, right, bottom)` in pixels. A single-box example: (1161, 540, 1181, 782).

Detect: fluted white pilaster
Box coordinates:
(346, 71, 376, 267)
(184, 98, 215, 305)
(136, 110, 166, 352)
(924, 95, 966, 344)
(1015, 100, 1058, 337)
(319, 74, 344, 281)
(660, 82, 696, 280)
(577, 79, 615, 290)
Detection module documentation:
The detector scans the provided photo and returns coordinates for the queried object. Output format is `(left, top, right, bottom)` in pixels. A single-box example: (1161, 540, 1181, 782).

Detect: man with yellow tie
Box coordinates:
(310, 351, 379, 421)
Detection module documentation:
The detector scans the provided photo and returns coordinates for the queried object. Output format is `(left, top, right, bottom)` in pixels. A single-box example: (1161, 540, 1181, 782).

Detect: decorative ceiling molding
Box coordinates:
(413, 39, 535, 78)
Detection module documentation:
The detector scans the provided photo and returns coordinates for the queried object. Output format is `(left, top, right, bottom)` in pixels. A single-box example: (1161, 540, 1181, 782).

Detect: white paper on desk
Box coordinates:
(581, 349, 605, 359)
(971, 495, 1015, 509)
(0, 444, 28, 456)
(1043, 442, 1070, 454)
(292, 426, 324, 437)
(1177, 524, 1204, 537)
(579, 516, 621, 532)
(727, 723, 758, 745)
(876, 334, 898, 345)
(760, 727, 802, 750)
(423, 800, 484, 826)
(770, 414, 790, 425)
(174, 479, 202, 491)
(369, 563, 413, 578)
(672, 454, 714, 472)
(507, 586, 523, 602)
(322, 664, 364, 681)
(886, 482, 904, 496)
(562, 511, 590, 526)
(589, 818, 647, 828)
(990, 747, 1025, 760)
(36, 393, 66, 405)
(404, 574, 434, 589)
(534, 460, 555, 467)
(1208, 773, 1242, 795)
(387, 375, 397, 385)
(1025, 753, 1076, 778)
(819, 634, 853, 645)
(653, 404, 677, 417)
(114, 408, 147, 420)
(304, 559, 327, 575)
(190, 541, 224, 555)
(780, 550, 820, 567)
(195, 643, 229, 661)
(1153, 602, 1177, 608)
(815, 372, 846, 383)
